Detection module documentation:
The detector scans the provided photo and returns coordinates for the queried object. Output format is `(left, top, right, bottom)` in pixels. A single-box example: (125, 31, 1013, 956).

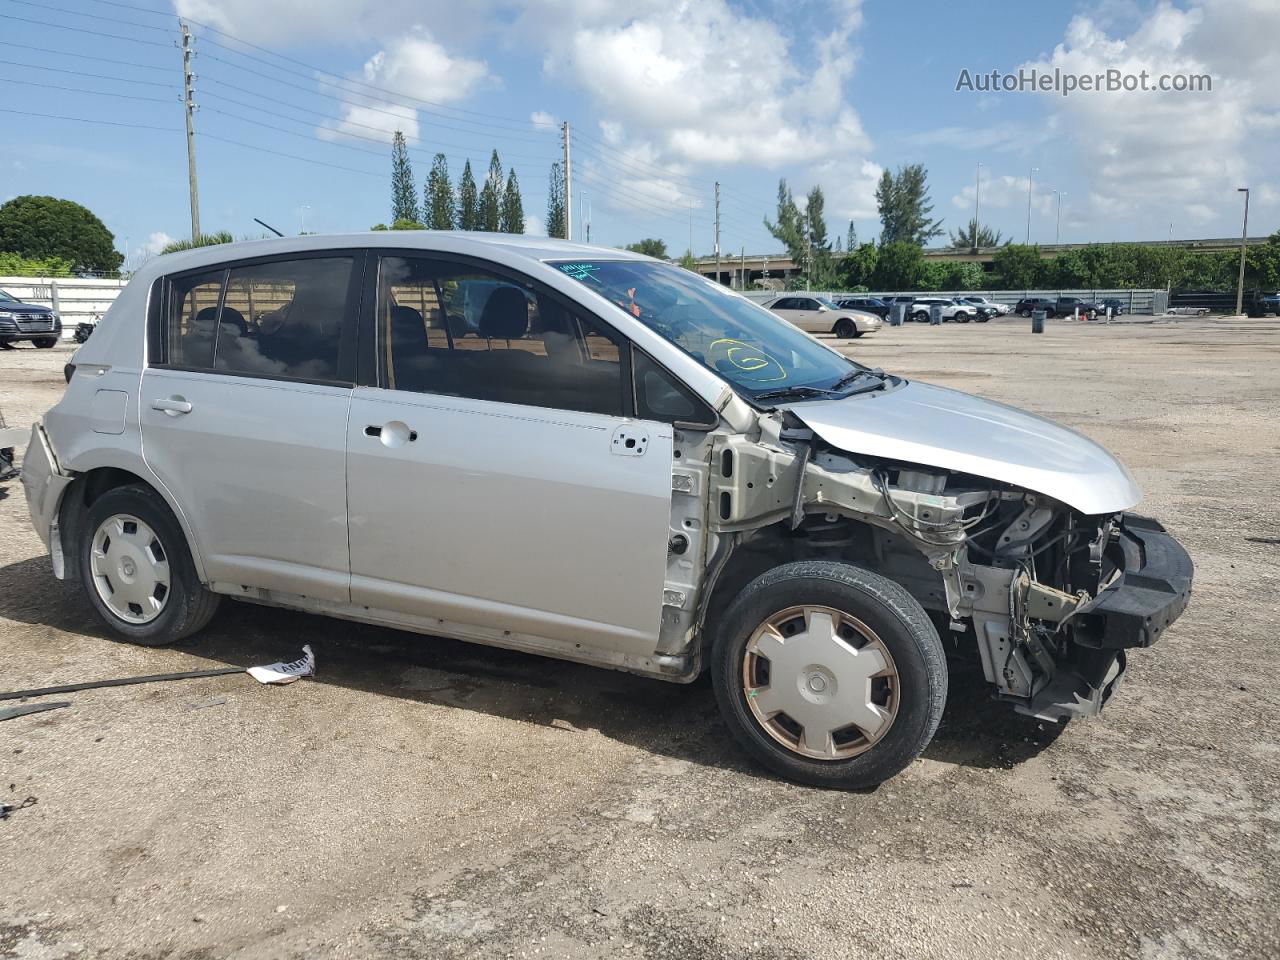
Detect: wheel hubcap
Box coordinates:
(742, 605, 899, 761)
(89, 514, 171, 624)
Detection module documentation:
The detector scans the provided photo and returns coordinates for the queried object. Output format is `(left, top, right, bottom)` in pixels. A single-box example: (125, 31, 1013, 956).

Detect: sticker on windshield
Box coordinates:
(709, 338, 787, 383)
(555, 262, 602, 284)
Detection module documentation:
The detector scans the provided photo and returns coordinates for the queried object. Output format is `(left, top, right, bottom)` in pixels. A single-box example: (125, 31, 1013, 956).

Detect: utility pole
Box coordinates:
(1025, 166, 1038, 245)
(972, 161, 981, 254)
(585, 198, 591, 243)
(713, 181, 721, 286)
(561, 121, 572, 241)
(1054, 191, 1065, 245)
(741, 245, 746, 291)
(804, 211, 811, 291)
(1235, 187, 1250, 316)
(180, 21, 200, 241)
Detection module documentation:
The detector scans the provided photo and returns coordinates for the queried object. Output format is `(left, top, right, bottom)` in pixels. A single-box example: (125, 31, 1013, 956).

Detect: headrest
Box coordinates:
(479, 287, 530, 340)
(218, 307, 247, 336)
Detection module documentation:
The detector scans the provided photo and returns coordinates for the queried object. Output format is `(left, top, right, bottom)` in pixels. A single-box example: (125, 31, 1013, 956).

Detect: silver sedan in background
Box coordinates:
(763, 295, 881, 338)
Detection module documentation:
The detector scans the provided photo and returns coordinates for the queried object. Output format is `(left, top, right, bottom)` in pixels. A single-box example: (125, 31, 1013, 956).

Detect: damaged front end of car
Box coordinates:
(660, 389, 1193, 724)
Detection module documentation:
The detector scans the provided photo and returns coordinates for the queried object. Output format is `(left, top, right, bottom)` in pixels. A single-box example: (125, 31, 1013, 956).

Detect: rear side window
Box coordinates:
(166, 270, 223, 369)
(219, 257, 354, 381)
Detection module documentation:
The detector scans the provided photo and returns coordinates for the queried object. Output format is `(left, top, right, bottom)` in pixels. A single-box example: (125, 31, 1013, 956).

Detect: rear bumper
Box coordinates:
(21, 422, 73, 564)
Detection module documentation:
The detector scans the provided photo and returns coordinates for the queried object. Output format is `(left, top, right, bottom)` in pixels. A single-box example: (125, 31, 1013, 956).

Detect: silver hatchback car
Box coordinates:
(22, 233, 1192, 788)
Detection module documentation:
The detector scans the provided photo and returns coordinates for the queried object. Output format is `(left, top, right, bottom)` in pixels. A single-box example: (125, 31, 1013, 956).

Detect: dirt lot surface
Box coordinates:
(2, 317, 1278, 960)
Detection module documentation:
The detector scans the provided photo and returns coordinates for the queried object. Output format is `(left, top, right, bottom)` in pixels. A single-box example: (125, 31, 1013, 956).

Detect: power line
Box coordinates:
(0, 106, 177, 131)
(0, 13, 171, 46)
(198, 54, 555, 144)
(0, 59, 176, 87)
(0, 75, 174, 103)
(0, 39, 170, 71)
(197, 131, 385, 179)
(2, 0, 172, 32)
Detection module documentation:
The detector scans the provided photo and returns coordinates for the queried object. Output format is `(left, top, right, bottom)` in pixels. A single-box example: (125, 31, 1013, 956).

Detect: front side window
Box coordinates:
(377, 256, 623, 416)
(552, 260, 867, 402)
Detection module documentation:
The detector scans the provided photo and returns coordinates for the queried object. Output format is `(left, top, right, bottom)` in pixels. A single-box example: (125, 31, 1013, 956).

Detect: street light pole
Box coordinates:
(1054, 191, 1065, 245)
(1235, 187, 1250, 316)
(972, 161, 982, 254)
(1025, 166, 1038, 244)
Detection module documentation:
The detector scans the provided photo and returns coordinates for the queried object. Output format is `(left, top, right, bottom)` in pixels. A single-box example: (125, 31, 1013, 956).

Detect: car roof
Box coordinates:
(129, 231, 654, 282)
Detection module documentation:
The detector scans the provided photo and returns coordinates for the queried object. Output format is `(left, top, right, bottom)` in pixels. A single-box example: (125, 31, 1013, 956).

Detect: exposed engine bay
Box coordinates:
(662, 409, 1193, 722)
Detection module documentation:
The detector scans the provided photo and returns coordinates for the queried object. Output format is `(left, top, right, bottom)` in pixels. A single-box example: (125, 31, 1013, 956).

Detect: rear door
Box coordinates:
(140, 252, 362, 601)
(344, 252, 675, 655)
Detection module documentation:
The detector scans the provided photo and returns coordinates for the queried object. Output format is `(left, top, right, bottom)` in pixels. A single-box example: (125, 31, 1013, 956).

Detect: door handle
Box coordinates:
(152, 397, 192, 416)
(365, 422, 417, 445)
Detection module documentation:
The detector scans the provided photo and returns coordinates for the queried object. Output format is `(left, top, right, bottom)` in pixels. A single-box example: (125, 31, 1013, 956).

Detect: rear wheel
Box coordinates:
(79, 484, 220, 645)
(712, 561, 947, 789)
(34, 337, 58, 348)
(1018, 308, 1030, 317)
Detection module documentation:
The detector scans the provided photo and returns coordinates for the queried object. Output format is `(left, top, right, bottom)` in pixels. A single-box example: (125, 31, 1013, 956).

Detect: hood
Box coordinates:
(0, 302, 52, 315)
(787, 380, 1141, 515)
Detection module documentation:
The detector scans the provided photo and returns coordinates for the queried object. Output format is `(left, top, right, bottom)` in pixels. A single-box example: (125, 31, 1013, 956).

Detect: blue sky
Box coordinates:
(1, 0, 1276, 268)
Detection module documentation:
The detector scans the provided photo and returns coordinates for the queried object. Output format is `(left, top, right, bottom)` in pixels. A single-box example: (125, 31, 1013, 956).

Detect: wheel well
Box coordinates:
(700, 515, 945, 658)
(58, 468, 167, 580)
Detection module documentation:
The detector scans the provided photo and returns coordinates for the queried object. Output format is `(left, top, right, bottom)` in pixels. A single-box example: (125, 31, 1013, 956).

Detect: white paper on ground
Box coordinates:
(247, 644, 315, 685)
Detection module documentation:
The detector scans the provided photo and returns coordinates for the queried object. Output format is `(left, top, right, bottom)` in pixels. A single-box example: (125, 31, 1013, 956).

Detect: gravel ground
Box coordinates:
(1, 316, 1278, 960)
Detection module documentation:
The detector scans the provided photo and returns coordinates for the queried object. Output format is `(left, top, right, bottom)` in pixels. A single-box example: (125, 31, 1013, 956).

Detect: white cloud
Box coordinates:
(1017, 2, 1273, 228)
(315, 30, 489, 144)
(530, 110, 556, 128)
(550, 0, 876, 218)
(141, 231, 175, 256)
(523, 214, 544, 235)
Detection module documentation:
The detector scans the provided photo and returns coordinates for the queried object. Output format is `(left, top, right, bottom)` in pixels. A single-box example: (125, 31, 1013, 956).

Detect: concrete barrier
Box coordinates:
(0, 275, 127, 339)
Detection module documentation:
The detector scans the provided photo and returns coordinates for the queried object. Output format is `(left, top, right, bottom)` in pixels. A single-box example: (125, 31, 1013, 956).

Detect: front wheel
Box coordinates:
(1018, 309, 1030, 317)
(78, 484, 220, 645)
(34, 337, 58, 348)
(911, 311, 928, 322)
(712, 561, 947, 789)
(833, 318, 856, 339)
(954, 312, 970, 323)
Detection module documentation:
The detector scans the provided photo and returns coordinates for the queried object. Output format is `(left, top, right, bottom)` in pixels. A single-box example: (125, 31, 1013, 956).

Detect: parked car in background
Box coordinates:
(765, 295, 881, 338)
(1100, 298, 1127, 316)
(1054, 296, 1104, 319)
(1246, 292, 1280, 317)
(909, 297, 975, 323)
(1014, 297, 1057, 317)
(22, 232, 1193, 790)
(0, 288, 61, 348)
(834, 296, 889, 318)
(957, 296, 1007, 317)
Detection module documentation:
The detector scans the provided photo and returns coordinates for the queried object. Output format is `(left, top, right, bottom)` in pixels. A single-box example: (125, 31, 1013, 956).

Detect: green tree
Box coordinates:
(932, 260, 986, 291)
(876, 164, 944, 247)
(764, 179, 806, 268)
(949, 218, 1005, 250)
(0, 252, 73, 276)
(0, 195, 123, 273)
(424, 153, 455, 230)
(546, 162, 566, 239)
(846, 220, 857, 252)
(804, 185, 837, 288)
(457, 160, 479, 230)
(159, 230, 234, 254)
(625, 238, 669, 259)
(390, 131, 419, 224)
(870, 241, 926, 290)
(837, 242, 879, 289)
(479, 150, 503, 231)
(991, 244, 1046, 289)
(500, 168, 524, 233)
(679, 249, 698, 271)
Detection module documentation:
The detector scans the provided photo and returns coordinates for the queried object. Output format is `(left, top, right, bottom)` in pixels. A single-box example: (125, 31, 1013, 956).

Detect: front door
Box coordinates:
(140, 253, 361, 602)
(345, 253, 673, 654)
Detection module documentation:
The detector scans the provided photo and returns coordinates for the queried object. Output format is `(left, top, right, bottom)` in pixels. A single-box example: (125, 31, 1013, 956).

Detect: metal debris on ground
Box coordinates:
(0, 796, 38, 820)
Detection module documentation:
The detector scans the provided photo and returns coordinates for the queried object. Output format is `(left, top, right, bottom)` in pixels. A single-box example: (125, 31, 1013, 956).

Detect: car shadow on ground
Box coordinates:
(0, 554, 1063, 780)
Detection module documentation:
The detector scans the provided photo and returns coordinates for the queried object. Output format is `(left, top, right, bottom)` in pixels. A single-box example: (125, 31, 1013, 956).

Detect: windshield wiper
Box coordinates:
(753, 385, 843, 402)
(830, 367, 889, 394)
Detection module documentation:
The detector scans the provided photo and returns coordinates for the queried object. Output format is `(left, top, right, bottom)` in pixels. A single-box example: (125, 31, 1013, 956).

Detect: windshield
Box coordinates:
(552, 260, 868, 401)
(0, 289, 15, 302)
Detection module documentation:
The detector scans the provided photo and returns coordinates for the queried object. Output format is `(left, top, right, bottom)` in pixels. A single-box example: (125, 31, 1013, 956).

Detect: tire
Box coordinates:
(78, 484, 220, 645)
(954, 312, 970, 323)
(711, 560, 947, 789)
(976, 315, 990, 323)
(833, 318, 855, 339)
(34, 338, 58, 348)
(911, 311, 928, 323)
